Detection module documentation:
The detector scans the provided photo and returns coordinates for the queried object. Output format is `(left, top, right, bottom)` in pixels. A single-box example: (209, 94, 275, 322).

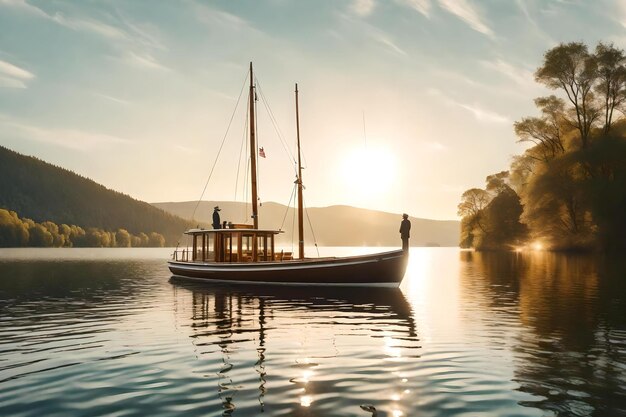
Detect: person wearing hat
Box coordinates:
(212, 206, 222, 229)
(399, 213, 411, 252)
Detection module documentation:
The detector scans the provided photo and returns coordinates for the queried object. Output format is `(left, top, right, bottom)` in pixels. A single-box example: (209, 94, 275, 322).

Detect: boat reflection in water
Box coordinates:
(169, 278, 419, 417)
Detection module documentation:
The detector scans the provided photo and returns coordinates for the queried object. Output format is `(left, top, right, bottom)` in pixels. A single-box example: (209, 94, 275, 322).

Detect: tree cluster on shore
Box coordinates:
(459, 42, 626, 252)
(0, 208, 165, 248)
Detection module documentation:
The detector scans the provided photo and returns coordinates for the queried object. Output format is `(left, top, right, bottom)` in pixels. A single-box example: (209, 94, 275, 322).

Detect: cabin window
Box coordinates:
(219, 234, 231, 262)
(204, 234, 214, 261)
(257, 235, 267, 261)
(225, 232, 239, 262)
(241, 234, 253, 262)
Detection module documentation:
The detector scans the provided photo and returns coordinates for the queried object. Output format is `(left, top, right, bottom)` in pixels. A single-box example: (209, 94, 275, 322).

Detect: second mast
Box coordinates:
(249, 62, 259, 229)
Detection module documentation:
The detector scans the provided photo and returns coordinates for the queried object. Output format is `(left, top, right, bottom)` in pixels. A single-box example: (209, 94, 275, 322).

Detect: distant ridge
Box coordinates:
(153, 201, 460, 247)
(0, 146, 192, 245)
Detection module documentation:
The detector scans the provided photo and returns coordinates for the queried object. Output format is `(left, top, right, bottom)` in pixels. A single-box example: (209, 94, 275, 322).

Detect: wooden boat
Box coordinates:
(168, 63, 408, 287)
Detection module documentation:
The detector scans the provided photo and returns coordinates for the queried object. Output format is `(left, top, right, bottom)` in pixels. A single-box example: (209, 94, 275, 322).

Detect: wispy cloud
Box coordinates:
(1, 1, 127, 40)
(437, 0, 494, 38)
(0, 0, 169, 71)
(350, 0, 376, 17)
(0, 58, 34, 88)
(52, 13, 129, 40)
(456, 102, 509, 123)
(481, 58, 535, 88)
(113, 9, 168, 51)
(124, 52, 171, 71)
(92, 92, 131, 106)
(512, 0, 555, 45)
(336, 13, 408, 56)
(396, 0, 431, 17)
(191, 1, 257, 33)
(0, 114, 131, 151)
(428, 88, 509, 124)
(372, 31, 408, 56)
(0, 0, 48, 18)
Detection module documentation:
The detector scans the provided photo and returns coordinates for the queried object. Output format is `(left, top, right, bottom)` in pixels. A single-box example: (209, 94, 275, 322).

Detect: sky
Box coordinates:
(1, 0, 625, 221)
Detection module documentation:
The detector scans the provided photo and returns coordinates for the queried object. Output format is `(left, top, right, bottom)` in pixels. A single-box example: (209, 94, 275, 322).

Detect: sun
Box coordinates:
(340, 145, 397, 199)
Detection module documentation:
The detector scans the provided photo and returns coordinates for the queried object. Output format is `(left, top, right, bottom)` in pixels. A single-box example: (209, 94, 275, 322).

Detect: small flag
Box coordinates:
(259, 147, 266, 158)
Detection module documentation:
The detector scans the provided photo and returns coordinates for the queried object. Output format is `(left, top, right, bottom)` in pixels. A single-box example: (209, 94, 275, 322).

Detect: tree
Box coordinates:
(486, 171, 510, 194)
(138, 232, 150, 247)
(594, 42, 626, 134)
(458, 188, 490, 219)
(514, 96, 567, 162)
(535, 42, 599, 149)
(480, 187, 528, 250)
(41, 221, 65, 247)
(582, 132, 626, 251)
(148, 232, 165, 247)
(84, 228, 111, 247)
(69, 225, 86, 247)
(29, 224, 53, 247)
(459, 175, 527, 250)
(116, 229, 131, 247)
(59, 224, 72, 247)
(458, 188, 491, 248)
(0, 209, 29, 247)
(520, 154, 595, 249)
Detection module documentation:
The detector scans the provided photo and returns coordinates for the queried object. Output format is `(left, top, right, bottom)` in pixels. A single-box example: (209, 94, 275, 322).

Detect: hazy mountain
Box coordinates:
(0, 146, 192, 245)
(153, 200, 460, 247)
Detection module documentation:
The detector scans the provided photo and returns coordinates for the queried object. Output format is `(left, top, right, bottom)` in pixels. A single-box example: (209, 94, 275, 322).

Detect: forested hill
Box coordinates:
(0, 146, 192, 245)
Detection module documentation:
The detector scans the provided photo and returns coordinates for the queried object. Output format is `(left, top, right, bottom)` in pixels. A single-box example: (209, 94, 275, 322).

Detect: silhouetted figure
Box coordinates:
(212, 206, 221, 229)
(400, 213, 411, 252)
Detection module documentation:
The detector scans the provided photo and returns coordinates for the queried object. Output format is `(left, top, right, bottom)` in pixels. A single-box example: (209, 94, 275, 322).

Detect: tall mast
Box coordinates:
(249, 62, 259, 229)
(295, 83, 304, 260)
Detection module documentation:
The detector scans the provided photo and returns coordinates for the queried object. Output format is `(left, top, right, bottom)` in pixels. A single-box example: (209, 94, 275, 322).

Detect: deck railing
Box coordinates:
(171, 249, 215, 262)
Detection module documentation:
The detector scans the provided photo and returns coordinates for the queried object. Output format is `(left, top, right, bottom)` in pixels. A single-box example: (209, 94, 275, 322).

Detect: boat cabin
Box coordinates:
(174, 225, 285, 263)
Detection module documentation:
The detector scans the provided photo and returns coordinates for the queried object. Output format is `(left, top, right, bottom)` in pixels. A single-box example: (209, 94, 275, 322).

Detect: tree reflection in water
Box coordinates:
(459, 251, 626, 417)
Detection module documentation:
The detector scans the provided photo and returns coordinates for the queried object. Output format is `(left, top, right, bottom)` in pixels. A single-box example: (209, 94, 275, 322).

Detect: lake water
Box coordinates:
(1, 248, 625, 417)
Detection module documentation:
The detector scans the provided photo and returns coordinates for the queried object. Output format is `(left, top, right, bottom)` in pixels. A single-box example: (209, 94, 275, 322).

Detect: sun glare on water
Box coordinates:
(340, 145, 397, 199)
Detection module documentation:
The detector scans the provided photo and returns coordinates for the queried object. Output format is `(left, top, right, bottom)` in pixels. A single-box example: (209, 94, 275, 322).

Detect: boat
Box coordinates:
(168, 63, 408, 287)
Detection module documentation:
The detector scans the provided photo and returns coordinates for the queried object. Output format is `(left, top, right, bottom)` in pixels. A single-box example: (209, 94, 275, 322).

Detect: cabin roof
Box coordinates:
(184, 228, 283, 235)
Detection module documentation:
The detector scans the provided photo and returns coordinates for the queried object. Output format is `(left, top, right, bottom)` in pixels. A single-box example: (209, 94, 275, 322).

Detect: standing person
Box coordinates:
(212, 206, 221, 229)
(399, 213, 411, 252)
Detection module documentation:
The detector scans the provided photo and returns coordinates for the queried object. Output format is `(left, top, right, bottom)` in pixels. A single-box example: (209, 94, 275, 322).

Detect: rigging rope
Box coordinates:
(190, 70, 249, 222)
(279, 183, 297, 231)
(303, 194, 320, 257)
(234, 103, 249, 204)
(255, 79, 298, 175)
